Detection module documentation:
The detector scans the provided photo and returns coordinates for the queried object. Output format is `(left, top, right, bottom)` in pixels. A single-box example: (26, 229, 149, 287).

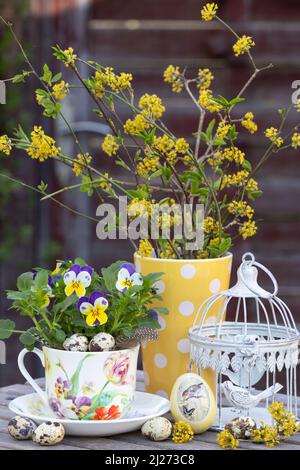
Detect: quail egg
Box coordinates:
(32, 421, 65, 446)
(89, 333, 115, 352)
(225, 416, 256, 439)
(8, 416, 36, 440)
(141, 417, 172, 441)
(63, 333, 89, 352)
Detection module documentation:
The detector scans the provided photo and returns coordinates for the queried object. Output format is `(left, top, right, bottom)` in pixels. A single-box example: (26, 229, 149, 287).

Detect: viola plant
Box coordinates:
(1, 3, 300, 259)
(0, 258, 167, 350)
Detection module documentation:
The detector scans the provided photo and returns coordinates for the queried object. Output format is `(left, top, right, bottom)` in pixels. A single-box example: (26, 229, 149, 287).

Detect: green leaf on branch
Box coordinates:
(17, 272, 33, 291)
(34, 270, 49, 288)
(20, 331, 36, 350)
(41, 64, 52, 84)
(0, 320, 15, 339)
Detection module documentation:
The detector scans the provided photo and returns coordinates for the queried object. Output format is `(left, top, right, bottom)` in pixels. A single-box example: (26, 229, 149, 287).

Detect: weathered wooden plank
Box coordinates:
(0, 430, 83, 451)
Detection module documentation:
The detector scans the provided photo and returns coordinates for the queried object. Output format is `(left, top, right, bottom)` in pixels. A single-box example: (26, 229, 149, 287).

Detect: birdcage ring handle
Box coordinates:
(240, 252, 279, 297)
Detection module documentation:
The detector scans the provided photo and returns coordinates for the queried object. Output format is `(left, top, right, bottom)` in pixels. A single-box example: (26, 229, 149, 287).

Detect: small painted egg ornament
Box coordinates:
(89, 333, 115, 352)
(141, 417, 172, 441)
(8, 416, 36, 440)
(225, 417, 256, 439)
(63, 333, 89, 352)
(32, 422, 65, 446)
(170, 373, 216, 434)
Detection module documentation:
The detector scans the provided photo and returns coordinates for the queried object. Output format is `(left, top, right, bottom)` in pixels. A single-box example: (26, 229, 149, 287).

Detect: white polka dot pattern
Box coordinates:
(177, 338, 190, 353)
(209, 278, 221, 294)
(154, 280, 165, 294)
(154, 353, 167, 368)
(179, 301, 195, 317)
(180, 264, 196, 279)
(158, 316, 166, 331)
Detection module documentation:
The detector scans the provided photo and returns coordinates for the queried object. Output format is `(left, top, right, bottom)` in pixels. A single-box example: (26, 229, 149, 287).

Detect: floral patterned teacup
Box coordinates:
(18, 345, 139, 420)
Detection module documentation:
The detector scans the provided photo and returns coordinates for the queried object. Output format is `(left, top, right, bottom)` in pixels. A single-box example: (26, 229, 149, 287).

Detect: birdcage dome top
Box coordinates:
(189, 253, 300, 352)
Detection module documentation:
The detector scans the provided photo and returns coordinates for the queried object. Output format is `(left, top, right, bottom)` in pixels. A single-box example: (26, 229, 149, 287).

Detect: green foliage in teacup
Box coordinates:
(0, 258, 167, 350)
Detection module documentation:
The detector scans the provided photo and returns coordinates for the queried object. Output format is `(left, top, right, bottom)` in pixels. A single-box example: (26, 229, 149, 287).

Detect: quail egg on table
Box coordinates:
(141, 417, 172, 441)
(32, 422, 65, 446)
(8, 416, 36, 440)
(63, 333, 89, 352)
(89, 333, 115, 352)
(225, 417, 256, 439)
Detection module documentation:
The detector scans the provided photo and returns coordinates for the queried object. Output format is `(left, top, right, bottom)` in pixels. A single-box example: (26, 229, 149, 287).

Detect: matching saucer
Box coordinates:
(9, 391, 170, 436)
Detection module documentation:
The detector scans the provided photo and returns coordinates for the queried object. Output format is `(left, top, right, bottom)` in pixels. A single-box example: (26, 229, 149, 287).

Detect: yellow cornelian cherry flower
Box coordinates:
(228, 200, 254, 219)
(0, 134, 12, 156)
(63, 47, 77, 67)
(242, 112, 258, 134)
(152, 135, 178, 165)
(163, 65, 183, 93)
(52, 80, 69, 100)
(99, 172, 112, 191)
(222, 146, 245, 165)
(138, 239, 153, 257)
(217, 429, 239, 449)
(216, 120, 230, 139)
(124, 114, 150, 135)
(137, 154, 160, 177)
(233, 35, 255, 57)
(265, 127, 283, 147)
(221, 170, 259, 192)
(72, 153, 92, 176)
(203, 216, 216, 234)
(27, 126, 59, 162)
(199, 89, 221, 113)
(294, 99, 300, 113)
(172, 421, 194, 444)
(198, 68, 214, 90)
(139, 94, 165, 120)
(102, 134, 119, 157)
(291, 132, 300, 149)
(251, 424, 279, 447)
(175, 137, 189, 154)
(201, 3, 218, 21)
(239, 220, 257, 239)
(127, 198, 153, 219)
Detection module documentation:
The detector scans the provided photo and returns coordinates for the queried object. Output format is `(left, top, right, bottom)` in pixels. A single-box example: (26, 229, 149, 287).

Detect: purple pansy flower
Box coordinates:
(147, 310, 159, 321)
(55, 377, 72, 399)
(63, 264, 93, 297)
(115, 263, 143, 292)
(78, 291, 109, 327)
(70, 396, 92, 417)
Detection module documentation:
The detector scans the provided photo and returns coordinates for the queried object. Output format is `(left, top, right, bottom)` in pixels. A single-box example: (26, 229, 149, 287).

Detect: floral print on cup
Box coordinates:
(47, 348, 137, 420)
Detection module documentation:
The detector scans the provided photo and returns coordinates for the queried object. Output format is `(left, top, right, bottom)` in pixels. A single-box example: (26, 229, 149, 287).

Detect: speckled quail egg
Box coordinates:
(32, 421, 65, 446)
(89, 332, 115, 352)
(225, 416, 256, 440)
(8, 416, 36, 440)
(141, 417, 172, 441)
(63, 333, 89, 352)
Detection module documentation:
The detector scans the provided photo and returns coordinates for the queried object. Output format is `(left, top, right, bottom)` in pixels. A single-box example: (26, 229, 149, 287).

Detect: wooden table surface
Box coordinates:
(0, 372, 299, 450)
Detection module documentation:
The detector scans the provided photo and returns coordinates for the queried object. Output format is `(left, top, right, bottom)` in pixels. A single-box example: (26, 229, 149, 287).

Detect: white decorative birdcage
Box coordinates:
(189, 252, 300, 430)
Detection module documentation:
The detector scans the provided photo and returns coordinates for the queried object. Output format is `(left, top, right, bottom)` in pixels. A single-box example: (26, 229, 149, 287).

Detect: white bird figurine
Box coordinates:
(222, 381, 283, 411)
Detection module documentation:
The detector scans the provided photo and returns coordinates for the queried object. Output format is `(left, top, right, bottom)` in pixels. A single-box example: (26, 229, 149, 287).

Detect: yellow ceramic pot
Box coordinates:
(134, 253, 233, 398)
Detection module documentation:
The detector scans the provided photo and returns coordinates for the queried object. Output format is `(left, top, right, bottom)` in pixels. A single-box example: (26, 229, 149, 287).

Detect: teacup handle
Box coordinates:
(18, 348, 48, 405)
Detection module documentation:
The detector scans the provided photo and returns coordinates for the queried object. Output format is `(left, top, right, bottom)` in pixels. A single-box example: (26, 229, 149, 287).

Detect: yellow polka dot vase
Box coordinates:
(134, 253, 233, 398)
